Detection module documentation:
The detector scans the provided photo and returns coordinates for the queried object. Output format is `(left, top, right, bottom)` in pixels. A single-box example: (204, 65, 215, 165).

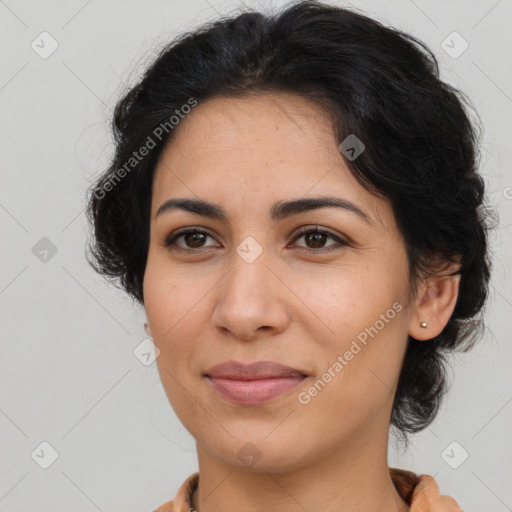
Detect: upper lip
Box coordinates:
(204, 360, 307, 380)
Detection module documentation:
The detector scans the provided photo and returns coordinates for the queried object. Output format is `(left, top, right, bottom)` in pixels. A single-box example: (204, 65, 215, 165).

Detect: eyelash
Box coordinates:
(164, 225, 349, 255)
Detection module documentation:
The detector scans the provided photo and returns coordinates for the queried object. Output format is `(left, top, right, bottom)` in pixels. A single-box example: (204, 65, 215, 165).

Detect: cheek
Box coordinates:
(295, 265, 408, 395)
(297, 321, 407, 441)
(293, 263, 403, 338)
(144, 261, 206, 426)
(143, 253, 210, 341)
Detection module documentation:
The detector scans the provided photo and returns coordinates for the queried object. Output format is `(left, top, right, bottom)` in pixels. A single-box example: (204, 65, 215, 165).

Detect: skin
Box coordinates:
(143, 92, 460, 512)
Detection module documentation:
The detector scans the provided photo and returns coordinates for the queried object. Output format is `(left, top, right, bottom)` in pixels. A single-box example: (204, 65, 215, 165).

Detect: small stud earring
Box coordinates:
(420, 321, 427, 328)
(144, 322, 152, 337)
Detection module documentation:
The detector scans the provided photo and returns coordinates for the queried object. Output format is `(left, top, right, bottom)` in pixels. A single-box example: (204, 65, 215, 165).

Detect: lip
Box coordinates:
(204, 360, 308, 405)
(205, 360, 307, 379)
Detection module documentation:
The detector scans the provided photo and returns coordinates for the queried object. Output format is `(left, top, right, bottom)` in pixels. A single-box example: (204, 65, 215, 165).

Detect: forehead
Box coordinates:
(176, 91, 334, 146)
(150, 92, 386, 224)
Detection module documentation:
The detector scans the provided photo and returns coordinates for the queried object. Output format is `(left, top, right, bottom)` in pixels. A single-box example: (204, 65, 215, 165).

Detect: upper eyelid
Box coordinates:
(291, 226, 345, 243)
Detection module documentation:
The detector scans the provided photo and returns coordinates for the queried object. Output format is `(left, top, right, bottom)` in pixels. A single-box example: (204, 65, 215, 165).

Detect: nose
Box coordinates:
(211, 251, 291, 341)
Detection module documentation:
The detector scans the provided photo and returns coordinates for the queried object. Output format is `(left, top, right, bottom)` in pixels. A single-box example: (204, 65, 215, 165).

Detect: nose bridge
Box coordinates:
(224, 238, 274, 303)
(212, 237, 289, 338)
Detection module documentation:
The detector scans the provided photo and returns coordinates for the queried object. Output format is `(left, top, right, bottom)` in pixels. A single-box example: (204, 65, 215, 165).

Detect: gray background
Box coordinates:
(1, 0, 511, 511)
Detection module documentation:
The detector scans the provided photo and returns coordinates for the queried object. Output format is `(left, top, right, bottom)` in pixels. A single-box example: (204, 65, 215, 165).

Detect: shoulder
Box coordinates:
(390, 468, 463, 511)
(410, 474, 463, 511)
(153, 471, 199, 512)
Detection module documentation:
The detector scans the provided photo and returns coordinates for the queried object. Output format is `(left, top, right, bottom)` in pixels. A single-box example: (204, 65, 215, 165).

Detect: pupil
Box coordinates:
(187, 233, 205, 248)
(307, 232, 325, 248)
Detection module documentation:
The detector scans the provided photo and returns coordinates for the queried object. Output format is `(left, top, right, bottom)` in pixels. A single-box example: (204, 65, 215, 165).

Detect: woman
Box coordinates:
(86, 1, 491, 510)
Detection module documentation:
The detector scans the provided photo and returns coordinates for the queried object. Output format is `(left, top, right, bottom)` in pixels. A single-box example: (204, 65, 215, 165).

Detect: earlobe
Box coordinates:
(409, 269, 461, 341)
(144, 321, 153, 338)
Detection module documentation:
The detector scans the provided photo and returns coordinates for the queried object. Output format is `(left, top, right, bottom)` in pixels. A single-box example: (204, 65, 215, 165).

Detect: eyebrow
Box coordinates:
(155, 195, 371, 224)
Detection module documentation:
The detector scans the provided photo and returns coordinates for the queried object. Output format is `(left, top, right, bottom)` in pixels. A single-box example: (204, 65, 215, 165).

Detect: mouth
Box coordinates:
(203, 360, 308, 405)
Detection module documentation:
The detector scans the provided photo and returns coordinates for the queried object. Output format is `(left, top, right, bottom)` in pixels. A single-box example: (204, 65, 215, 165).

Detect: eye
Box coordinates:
(164, 225, 349, 254)
(290, 225, 348, 253)
(164, 227, 219, 253)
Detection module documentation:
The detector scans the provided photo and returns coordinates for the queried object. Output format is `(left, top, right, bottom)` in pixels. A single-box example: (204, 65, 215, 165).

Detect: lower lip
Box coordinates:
(206, 376, 306, 405)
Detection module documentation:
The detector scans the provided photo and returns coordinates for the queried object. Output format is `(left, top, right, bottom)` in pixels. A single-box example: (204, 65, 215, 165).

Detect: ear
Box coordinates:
(409, 262, 461, 341)
(144, 321, 153, 338)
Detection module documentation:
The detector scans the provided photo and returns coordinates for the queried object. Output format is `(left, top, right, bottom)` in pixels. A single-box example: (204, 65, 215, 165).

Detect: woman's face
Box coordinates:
(143, 92, 417, 471)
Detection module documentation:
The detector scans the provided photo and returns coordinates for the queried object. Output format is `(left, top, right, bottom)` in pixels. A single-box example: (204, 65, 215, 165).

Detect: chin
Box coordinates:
(203, 434, 316, 474)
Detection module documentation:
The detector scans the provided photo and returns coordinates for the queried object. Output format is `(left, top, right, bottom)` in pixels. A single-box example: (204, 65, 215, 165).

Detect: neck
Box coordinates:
(191, 429, 409, 512)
